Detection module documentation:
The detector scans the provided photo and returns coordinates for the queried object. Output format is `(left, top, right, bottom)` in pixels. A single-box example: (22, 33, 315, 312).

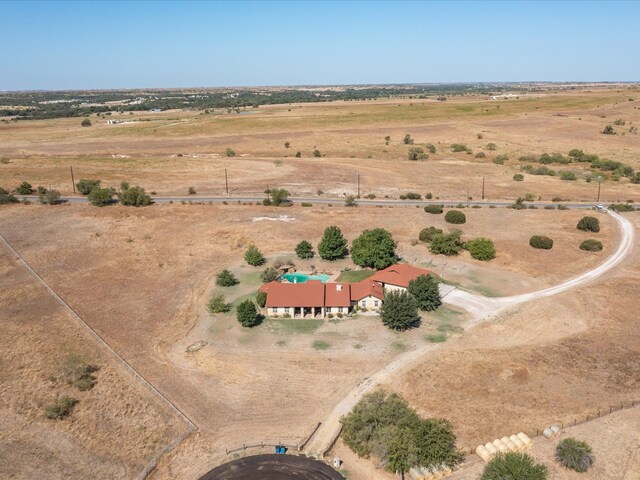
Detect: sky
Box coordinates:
(1, 0, 639, 91)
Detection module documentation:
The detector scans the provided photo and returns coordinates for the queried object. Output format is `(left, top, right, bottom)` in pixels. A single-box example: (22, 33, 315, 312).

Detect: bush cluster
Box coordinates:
(208, 293, 231, 313)
(419, 226, 443, 242)
(0, 187, 18, 204)
(482, 452, 547, 480)
(577, 216, 600, 232)
(216, 269, 239, 287)
(445, 210, 466, 224)
(580, 239, 603, 251)
(424, 204, 444, 214)
(556, 438, 594, 472)
(466, 237, 496, 261)
(429, 230, 464, 256)
(45, 395, 79, 420)
(530, 235, 554, 249)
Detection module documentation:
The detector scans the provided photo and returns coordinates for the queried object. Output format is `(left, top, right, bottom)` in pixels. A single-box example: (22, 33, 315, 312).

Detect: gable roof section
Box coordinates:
(350, 279, 384, 301)
(370, 264, 431, 288)
(325, 283, 352, 307)
(261, 280, 325, 308)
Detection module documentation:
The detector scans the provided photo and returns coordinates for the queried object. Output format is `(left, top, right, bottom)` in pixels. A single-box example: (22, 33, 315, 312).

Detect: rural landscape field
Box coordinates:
(2, 1, 640, 479)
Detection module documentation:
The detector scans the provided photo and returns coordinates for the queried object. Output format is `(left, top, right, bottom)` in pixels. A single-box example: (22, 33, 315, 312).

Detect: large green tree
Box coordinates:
(380, 290, 420, 330)
(350, 228, 397, 270)
(236, 300, 260, 327)
(270, 188, 290, 206)
(245, 245, 266, 266)
(318, 225, 348, 260)
(295, 240, 314, 259)
(408, 274, 441, 311)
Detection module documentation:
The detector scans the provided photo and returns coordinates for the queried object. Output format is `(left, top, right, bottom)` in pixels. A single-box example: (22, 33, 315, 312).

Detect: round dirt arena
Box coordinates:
(197, 454, 345, 480)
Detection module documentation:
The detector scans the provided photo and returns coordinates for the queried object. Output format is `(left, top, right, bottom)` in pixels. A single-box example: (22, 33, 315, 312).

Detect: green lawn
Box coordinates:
(336, 269, 376, 283)
(263, 318, 324, 334)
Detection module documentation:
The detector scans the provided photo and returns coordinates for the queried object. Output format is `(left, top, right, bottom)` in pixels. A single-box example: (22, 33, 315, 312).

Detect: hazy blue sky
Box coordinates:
(1, 0, 638, 90)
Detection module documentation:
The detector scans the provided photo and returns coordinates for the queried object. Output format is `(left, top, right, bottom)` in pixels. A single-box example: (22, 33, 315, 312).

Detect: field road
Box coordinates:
(17, 194, 606, 210)
(303, 210, 635, 457)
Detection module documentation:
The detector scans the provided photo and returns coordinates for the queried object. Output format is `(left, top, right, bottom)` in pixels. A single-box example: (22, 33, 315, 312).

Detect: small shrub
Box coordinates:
(481, 452, 548, 480)
(87, 187, 114, 207)
(424, 204, 444, 214)
(301, 202, 312, 207)
(216, 269, 239, 287)
(364, 193, 376, 199)
(245, 245, 266, 266)
(38, 189, 61, 205)
(580, 239, 603, 251)
(45, 396, 79, 420)
(602, 124, 615, 135)
(262, 198, 272, 206)
(76, 179, 101, 195)
(295, 240, 314, 259)
(445, 210, 466, 224)
(312, 149, 322, 157)
(0, 188, 19, 204)
(225, 147, 235, 157)
(426, 143, 436, 154)
(609, 203, 634, 212)
(559, 170, 577, 181)
(486, 143, 497, 150)
(256, 290, 267, 308)
(475, 151, 486, 158)
(188, 186, 196, 195)
(313, 340, 331, 350)
(530, 235, 553, 249)
(119, 186, 152, 206)
(556, 438, 594, 473)
(403, 134, 414, 144)
(577, 216, 600, 232)
(451, 143, 469, 152)
(295, 151, 302, 158)
(429, 230, 464, 256)
(466, 237, 496, 260)
(425, 192, 433, 199)
(419, 226, 443, 243)
(344, 195, 357, 207)
(81, 118, 92, 127)
(513, 173, 524, 181)
(208, 293, 231, 313)
(16, 181, 34, 195)
(404, 192, 421, 200)
(408, 147, 427, 161)
(62, 354, 99, 391)
(260, 267, 279, 283)
(477, 133, 484, 139)
(493, 154, 508, 165)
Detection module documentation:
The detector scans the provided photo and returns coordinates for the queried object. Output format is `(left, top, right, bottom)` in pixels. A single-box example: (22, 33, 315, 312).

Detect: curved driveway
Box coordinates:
(304, 211, 634, 457)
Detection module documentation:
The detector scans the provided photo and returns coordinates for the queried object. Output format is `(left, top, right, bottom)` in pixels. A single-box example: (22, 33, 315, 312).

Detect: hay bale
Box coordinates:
(484, 442, 499, 455)
(517, 432, 533, 447)
(492, 439, 509, 452)
(550, 424, 561, 435)
(420, 467, 435, 480)
(409, 467, 425, 480)
(500, 436, 517, 451)
(543, 428, 554, 439)
(509, 434, 526, 451)
(476, 445, 492, 462)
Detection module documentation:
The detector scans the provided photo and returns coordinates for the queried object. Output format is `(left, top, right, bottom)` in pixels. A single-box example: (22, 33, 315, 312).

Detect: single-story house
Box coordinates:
(259, 264, 430, 318)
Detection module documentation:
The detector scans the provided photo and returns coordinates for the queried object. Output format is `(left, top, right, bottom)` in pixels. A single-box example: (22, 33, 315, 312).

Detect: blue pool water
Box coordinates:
(281, 273, 330, 283)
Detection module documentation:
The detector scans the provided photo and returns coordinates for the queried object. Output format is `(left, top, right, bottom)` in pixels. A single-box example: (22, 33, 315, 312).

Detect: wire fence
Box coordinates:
(225, 422, 322, 455)
(458, 398, 640, 456)
(0, 234, 197, 480)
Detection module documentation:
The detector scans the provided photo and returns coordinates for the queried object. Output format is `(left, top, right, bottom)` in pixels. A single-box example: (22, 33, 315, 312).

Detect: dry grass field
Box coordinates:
(1, 87, 639, 479)
(1, 88, 640, 202)
(0, 245, 186, 479)
(0, 200, 628, 479)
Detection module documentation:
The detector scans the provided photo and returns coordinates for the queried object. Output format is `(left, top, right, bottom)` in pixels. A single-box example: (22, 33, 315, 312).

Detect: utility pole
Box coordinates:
(597, 176, 602, 203)
(224, 168, 229, 194)
(357, 173, 360, 198)
(481, 176, 485, 200)
(70, 165, 76, 194)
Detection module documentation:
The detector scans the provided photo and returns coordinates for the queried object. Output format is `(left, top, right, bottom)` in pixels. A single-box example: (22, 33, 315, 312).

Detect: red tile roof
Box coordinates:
(325, 283, 352, 307)
(370, 264, 431, 288)
(350, 279, 384, 301)
(260, 280, 325, 308)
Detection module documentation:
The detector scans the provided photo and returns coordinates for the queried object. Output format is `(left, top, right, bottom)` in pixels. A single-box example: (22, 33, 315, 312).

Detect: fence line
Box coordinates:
(0, 234, 197, 479)
(225, 422, 323, 455)
(459, 398, 640, 456)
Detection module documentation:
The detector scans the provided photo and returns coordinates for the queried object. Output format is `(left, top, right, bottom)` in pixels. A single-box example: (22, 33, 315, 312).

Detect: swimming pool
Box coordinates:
(280, 273, 331, 283)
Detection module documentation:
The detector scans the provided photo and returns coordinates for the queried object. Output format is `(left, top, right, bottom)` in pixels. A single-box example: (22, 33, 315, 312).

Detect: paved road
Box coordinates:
(303, 210, 634, 457)
(17, 194, 604, 210)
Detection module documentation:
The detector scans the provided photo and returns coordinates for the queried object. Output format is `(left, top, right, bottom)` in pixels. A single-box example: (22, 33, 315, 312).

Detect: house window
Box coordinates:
(361, 301, 366, 307)
(284, 307, 290, 314)
(338, 307, 344, 313)
(374, 300, 379, 307)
